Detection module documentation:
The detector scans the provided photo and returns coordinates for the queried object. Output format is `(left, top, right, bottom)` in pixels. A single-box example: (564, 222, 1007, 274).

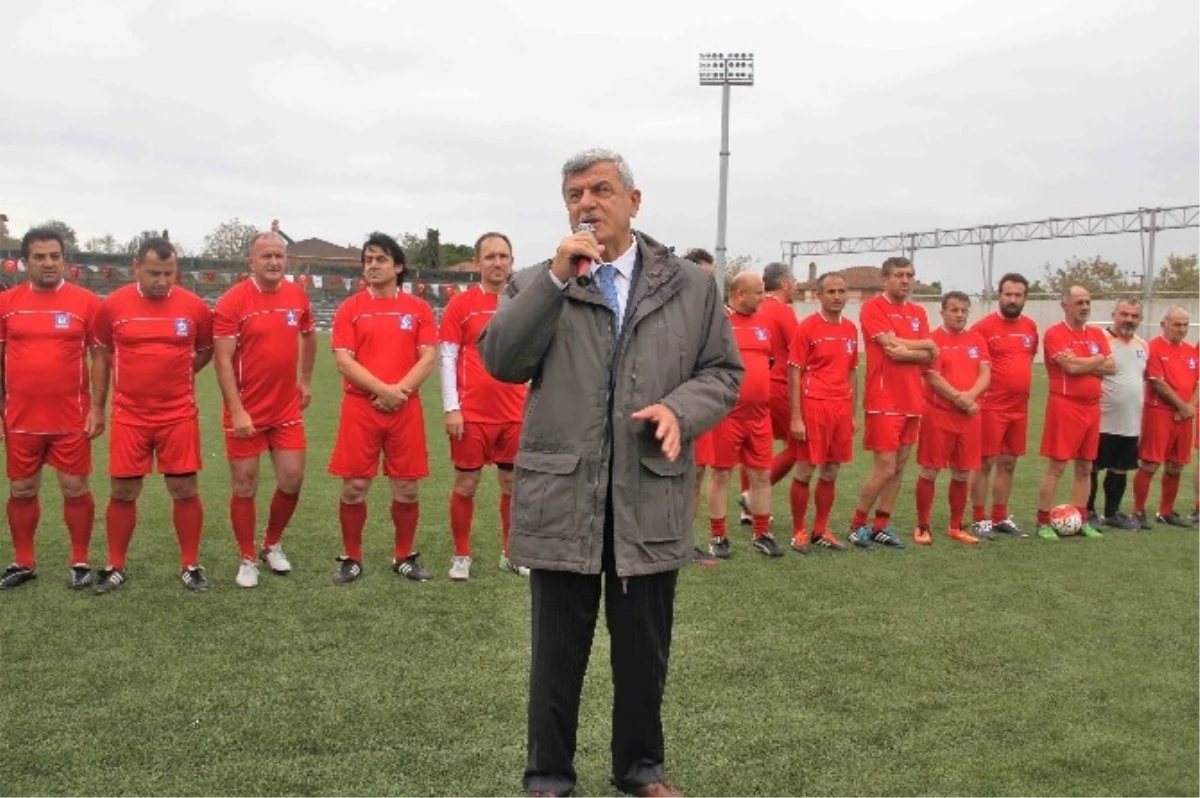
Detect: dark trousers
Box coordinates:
(523, 563, 678, 796)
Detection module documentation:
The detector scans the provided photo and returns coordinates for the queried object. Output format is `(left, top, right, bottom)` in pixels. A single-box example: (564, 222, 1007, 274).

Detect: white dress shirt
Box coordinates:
(548, 236, 638, 322)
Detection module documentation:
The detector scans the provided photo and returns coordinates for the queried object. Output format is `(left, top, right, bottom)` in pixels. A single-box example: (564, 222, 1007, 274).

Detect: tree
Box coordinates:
(0, 214, 8, 238)
(122, 230, 164, 256)
(723, 254, 757, 295)
(83, 234, 120, 254)
(202, 218, 258, 259)
(398, 232, 426, 267)
(34, 220, 78, 252)
(1153, 253, 1198, 294)
(440, 242, 475, 267)
(1040, 256, 1137, 297)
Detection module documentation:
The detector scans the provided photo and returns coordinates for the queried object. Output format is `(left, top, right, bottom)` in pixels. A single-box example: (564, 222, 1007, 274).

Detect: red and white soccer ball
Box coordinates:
(1049, 505, 1083, 536)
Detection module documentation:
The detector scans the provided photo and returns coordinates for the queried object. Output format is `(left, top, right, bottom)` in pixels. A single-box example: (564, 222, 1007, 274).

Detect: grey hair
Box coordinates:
(1061, 285, 1088, 302)
(248, 231, 286, 253)
(762, 262, 793, 291)
(1113, 296, 1143, 309)
(561, 148, 636, 193)
(1162, 305, 1191, 321)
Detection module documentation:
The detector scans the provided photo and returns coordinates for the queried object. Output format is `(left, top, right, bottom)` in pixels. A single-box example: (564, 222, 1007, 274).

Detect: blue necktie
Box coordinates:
(595, 263, 622, 333)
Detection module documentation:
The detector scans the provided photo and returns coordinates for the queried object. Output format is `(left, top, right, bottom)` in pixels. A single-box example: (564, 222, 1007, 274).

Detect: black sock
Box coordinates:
(1087, 468, 1099, 514)
(1103, 471, 1127, 519)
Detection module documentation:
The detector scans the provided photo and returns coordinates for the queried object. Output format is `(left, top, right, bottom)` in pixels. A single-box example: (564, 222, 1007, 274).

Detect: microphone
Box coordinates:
(573, 222, 595, 287)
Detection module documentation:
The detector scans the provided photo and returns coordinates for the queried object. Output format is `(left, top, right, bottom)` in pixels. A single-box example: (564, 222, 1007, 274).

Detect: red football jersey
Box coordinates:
(970, 312, 1038, 413)
(759, 295, 799, 390)
(1042, 322, 1111, 402)
(92, 284, 213, 426)
(439, 285, 526, 424)
(332, 289, 436, 398)
(859, 294, 931, 416)
(0, 281, 101, 434)
(1144, 336, 1199, 410)
(728, 306, 772, 412)
(924, 327, 989, 411)
(788, 312, 859, 402)
(213, 278, 314, 428)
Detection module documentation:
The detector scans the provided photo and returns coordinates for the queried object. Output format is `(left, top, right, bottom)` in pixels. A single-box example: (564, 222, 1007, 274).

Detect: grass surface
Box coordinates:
(1, 334, 1197, 796)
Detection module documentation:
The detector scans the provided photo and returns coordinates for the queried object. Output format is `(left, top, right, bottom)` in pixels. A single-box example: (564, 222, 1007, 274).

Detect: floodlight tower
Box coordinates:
(699, 52, 754, 297)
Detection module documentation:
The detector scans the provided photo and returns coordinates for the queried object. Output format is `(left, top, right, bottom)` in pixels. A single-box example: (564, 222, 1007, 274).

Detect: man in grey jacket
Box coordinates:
(480, 149, 742, 797)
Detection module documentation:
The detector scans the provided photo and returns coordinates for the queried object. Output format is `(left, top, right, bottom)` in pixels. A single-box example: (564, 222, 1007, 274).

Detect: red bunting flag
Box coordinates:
(2, 259, 16, 273)
(416, 282, 428, 297)
(237, 273, 249, 282)
(356, 278, 367, 292)
(102, 266, 113, 280)
(204, 271, 217, 282)
(69, 265, 80, 280)
(298, 273, 310, 285)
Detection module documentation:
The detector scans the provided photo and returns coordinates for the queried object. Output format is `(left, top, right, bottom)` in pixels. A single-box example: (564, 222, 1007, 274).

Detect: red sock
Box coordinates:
(789, 479, 811, 533)
(770, 450, 796, 485)
(850, 508, 869, 529)
(1036, 508, 1050, 527)
(915, 477, 935, 528)
(1133, 469, 1152, 514)
(7, 496, 40, 568)
(972, 504, 986, 524)
(230, 495, 257, 560)
(872, 510, 891, 531)
(173, 497, 204, 569)
(105, 499, 137, 569)
(949, 480, 969, 530)
(264, 489, 299, 548)
(63, 493, 94, 565)
(991, 503, 1008, 525)
(499, 493, 512, 556)
(752, 514, 771, 538)
(709, 517, 727, 538)
(739, 468, 749, 494)
(392, 500, 419, 561)
(450, 493, 474, 556)
(1160, 472, 1181, 515)
(813, 479, 836, 533)
(339, 501, 367, 560)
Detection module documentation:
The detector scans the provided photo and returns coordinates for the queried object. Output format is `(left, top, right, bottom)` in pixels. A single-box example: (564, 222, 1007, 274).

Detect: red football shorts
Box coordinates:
(225, 421, 306, 461)
(711, 408, 773, 469)
(450, 421, 520, 470)
(1040, 395, 1100, 462)
(110, 419, 202, 478)
(792, 398, 854, 466)
(328, 394, 429, 480)
(917, 405, 982, 471)
(863, 413, 920, 453)
(1139, 407, 1193, 466)
(981, 409, 1029, 458)
(5, 431, 92, 479)
(694, 430, 716, 467)
(769, 385, 791, 441)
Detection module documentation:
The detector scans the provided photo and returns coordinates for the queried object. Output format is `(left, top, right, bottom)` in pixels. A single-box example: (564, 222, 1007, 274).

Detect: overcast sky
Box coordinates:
(4, 0, 1197, 291)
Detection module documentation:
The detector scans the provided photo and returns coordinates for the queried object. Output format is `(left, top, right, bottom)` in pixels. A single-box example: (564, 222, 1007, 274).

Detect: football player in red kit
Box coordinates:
(213, 232, 315, 588)
(787, 272, 856, 553)
(0, 228, 104, 590)
(1131, 307, 1198, 527)
(968, 273, 1038, 538)
(91, 239, 214, 593)
(329, 233, 437, 584)
(848, 257, 938, 549)
(707, 272, 784, 558)
(440, 233, 529, 580)
(913, 292, 991, 545)
(1035, 286, 1114, 539)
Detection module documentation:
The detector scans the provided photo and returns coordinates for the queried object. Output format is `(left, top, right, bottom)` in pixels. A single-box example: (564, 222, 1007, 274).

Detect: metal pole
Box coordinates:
(985, 232, 995, 313)
(715, 82, 731, 299)
(1142, 208, 1158, 337)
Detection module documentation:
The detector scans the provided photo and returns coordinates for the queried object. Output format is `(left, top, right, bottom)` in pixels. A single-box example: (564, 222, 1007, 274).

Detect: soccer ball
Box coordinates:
(1049, 505, 1083, 536)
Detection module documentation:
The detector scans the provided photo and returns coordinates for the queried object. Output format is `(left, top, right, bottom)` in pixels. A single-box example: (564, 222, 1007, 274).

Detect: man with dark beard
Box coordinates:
(968, 273, 1039, 538)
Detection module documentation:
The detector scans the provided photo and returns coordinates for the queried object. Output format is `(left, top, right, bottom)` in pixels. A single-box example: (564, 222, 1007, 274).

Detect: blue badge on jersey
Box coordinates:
(754, 328, 767, 341)
(1023, 334, 1033, 348)
(54, 313, 70, 329)
(286, 310, 298, 327)
(1190, 357, 1197, 370)
(400, 314, 413, 331)
(910, 318, 920, 332)
(845, 339, 855, 354)
(1136, 348, 1146, 359)
(968, 346, 979, 358)
(175, 319, 190, 337)
(1088, 341, 1099, 355)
